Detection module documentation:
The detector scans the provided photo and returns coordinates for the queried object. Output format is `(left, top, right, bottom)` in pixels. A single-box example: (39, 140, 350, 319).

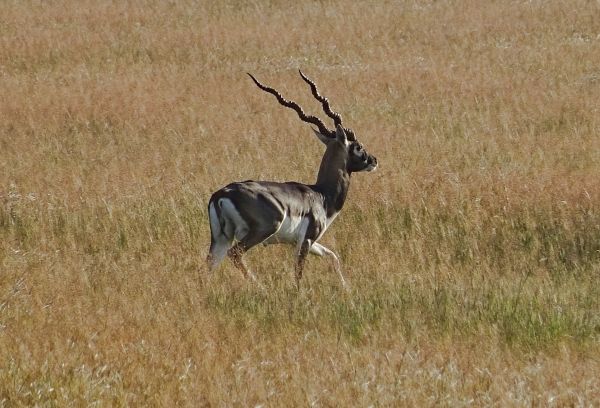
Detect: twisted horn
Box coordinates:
(247, 73, 333, 138)
(298, 70, 356, 141)
(298, 70, 342, 127)
(342, 127, 356, 142)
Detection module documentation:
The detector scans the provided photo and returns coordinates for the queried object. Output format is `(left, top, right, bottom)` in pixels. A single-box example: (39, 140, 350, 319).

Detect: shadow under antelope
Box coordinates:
(206, 71, 378, 289)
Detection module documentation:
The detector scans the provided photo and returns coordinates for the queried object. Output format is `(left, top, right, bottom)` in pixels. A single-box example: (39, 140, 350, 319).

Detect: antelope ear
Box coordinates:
(335, 124, 348, 145)
(311, 128, 333, 145)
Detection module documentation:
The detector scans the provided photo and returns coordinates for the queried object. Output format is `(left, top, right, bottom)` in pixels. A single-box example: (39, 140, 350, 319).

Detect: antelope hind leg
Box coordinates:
(228, 227, 280, 283)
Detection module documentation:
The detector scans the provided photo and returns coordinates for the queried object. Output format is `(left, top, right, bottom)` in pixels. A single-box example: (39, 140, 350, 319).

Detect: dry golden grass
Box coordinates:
(1, 0, 599, 405)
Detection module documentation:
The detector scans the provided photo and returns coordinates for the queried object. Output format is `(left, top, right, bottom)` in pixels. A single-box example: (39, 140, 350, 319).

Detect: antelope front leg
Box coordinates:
(310, 242, 349, 290)
(295, 239, 311, 289)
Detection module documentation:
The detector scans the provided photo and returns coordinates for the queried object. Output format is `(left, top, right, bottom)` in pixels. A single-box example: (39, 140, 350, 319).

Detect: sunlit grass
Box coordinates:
(1, 0, 600, 405)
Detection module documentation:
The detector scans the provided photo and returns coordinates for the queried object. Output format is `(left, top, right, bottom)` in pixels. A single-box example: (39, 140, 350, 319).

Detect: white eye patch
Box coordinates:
(352, 145, 364, 157)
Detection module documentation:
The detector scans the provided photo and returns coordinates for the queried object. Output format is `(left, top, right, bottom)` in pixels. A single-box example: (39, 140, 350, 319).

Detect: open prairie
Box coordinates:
(1, 0, 599, 405)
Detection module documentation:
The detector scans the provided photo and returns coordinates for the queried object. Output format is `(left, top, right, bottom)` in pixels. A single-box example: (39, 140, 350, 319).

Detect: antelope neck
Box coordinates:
(313, 150, 351, 218)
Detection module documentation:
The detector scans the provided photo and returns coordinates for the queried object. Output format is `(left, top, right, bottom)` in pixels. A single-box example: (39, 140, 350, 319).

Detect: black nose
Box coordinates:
(370, 157, 378, 165)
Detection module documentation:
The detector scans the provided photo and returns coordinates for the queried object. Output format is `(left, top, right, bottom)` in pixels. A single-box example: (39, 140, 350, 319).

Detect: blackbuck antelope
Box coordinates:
(206, 71, 378, 288)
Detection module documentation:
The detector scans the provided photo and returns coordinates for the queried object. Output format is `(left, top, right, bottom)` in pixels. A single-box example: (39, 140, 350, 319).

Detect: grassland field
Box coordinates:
(1, 0, 599, 406)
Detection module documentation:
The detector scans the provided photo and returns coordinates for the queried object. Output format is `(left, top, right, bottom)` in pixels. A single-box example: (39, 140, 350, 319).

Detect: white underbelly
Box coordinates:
(264, 214, 308, 245)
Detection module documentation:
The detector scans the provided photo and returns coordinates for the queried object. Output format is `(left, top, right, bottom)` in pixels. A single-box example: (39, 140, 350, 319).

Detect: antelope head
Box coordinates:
(247, 70, 378, 179)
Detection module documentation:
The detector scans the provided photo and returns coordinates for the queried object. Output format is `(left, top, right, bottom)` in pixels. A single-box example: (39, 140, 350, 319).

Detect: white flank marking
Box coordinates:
(208, 202, 221, 238)
(218, 198, 249, 240)
(264, 214, 307, 245)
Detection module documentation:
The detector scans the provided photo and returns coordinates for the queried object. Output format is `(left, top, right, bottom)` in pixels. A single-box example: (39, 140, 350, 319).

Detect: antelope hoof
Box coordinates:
(341, 281, 351, 293)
